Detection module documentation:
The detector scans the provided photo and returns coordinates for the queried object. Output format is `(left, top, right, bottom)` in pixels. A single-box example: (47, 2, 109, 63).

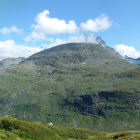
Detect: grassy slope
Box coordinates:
(0, 62, 139, 131)
(0, 116, 140, 140)
(0, 43, 139, 131)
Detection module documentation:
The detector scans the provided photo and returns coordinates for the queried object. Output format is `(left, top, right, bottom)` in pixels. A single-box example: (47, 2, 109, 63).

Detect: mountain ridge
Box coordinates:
(23, 43, 125, 67)
(125, 56, 140, 65)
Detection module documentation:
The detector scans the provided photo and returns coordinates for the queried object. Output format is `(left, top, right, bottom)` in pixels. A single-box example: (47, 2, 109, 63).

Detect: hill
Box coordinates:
(125, 56, 140, 65)
(0, 57, 25, 68)
(0, 43, 140, 131)
(25, 43, 125, 66)
(0, 116, 140, 140)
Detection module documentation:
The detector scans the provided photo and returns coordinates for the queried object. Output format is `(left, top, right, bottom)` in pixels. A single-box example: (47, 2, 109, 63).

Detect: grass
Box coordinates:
(0, 116, 106, 140)
(0, 116, 140, 140)
(0, 62, 140, 131)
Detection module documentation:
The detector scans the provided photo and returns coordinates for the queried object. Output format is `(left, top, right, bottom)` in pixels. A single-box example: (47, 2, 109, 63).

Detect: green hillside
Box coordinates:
(0, 116, 140, 140)
(0, 43, 140, 131)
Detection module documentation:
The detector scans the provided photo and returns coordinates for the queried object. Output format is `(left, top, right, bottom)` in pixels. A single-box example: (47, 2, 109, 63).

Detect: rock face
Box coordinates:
(0, 57, 25, 68)
(125, 56, 140, 65)
(0, 43, 140, 131)
(96, 36, 106, 47)
(65, 91, 140, 116)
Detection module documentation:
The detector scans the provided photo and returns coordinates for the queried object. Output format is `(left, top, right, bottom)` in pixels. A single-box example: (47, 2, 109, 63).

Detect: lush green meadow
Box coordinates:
(0, 116, 140, 140)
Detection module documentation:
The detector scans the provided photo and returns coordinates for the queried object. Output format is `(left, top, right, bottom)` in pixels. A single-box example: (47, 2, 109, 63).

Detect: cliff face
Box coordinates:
(65, 91, 140, 116)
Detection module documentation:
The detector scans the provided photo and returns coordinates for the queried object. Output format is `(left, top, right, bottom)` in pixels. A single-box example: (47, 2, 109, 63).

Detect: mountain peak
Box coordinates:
(96, 36, 106, 47)
(25, 43, 123, 67)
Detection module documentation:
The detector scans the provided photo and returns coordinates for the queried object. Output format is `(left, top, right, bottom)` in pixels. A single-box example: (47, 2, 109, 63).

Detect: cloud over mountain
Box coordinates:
(0, 40, 42, 60)
(25, 10, 112, 42)
(0, 9, 118, 60)
(113, 44, 140, 59)
(42, 34, 96, 49)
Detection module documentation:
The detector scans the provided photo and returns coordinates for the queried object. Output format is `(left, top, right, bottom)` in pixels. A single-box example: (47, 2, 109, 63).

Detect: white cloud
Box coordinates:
(80, 14, 112, 32)
(25, 10, 78, 41)
(68, 34, 96, 43)
(25, 10, 112, 42)
(43, 38, 66, 49)
(0, 40, 42, 60)
(0, 26, 23, 34)
(113, 44, 140, 59)
(25, 31, 49, 42)
(34, 10, 78, 34)
(43, 34, 96, 49)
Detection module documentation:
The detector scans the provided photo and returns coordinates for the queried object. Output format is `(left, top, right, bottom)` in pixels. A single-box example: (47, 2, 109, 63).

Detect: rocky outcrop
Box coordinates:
(65, 91, 140, 116)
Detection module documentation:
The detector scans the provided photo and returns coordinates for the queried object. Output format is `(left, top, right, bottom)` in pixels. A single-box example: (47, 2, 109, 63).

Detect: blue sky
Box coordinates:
(0, 0, 140, 59)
